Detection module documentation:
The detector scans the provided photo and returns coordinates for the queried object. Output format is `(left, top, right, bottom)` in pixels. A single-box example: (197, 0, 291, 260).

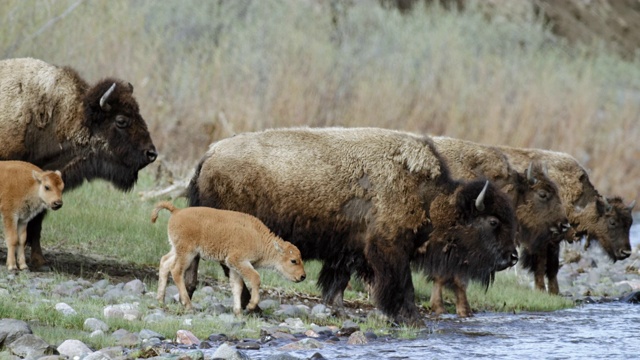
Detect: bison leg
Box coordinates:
(429, 278, 447, 316)
(533, 249, 547, 292)
(17, 222, 29, 270)
(171, 254, 194, 310)
(318, 263, 351, 311)
(3, 217, 19, 271)
(546, 242, 561, 295)
(453, 277, 472, 318)
(157, 250, 176, 304)
(221, 263, 252, 309)
(228, 259, 262, 313)
(228, 269, 245, 316)
(26, 211, 47, 269)
(184, 255, 201, 299)
(366, 239, 422, 326)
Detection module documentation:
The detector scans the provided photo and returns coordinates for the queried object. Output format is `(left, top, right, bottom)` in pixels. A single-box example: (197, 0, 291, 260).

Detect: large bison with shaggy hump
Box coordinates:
(431, 136, 570, 296)
(0, 57, 157, 268)
(497, 145, 635, 294)
(184, 127, 517, 325)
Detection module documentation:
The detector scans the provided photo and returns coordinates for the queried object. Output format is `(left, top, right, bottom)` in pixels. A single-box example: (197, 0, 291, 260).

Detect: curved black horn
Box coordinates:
(475, 180, 489, 212)
(603, 197, 612, 212)
(628, 200, 636, 211)
(99, 83, 116, 111)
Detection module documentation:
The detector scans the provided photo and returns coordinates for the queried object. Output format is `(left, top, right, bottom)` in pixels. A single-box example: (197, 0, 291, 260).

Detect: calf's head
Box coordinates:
(84, 80, 157, 191)
(273, 241, 306, 283)
(34, 170, 64, 210)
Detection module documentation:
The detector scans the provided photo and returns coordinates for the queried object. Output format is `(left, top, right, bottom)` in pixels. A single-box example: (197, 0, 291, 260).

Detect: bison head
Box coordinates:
(34, 170, 64, 211)
(273, 241, 307, 283)
(579, 196, 634, 261)
(514, 162, 570, 242)
(83, 79, 157, 191)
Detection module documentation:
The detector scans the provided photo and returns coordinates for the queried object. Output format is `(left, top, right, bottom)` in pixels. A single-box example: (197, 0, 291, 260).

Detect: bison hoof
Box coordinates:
(28, 256, 48, 271)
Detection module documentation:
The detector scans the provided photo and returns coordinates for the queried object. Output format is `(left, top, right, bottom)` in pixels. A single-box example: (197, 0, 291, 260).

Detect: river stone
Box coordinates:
(139, 329, 165, 341)
(103, 303, 140, 321)
(347, 331, 368, 345)
(258, 299, 280, 310)
(83, 350, 113, 360)
(177, 330, 201, 346)
(7, 334, 58, 358)
(211, 343, 251, 360)
(84, 318, 109, 332)
(57, 339, 93, 358)
(265, 354, 305, 360)
(278, 338, 324, 351)
(55, 302, 77, 316)
(123, 279, 145, 295)
(90, 330, 105, 338)
(0, 319, 32, 347)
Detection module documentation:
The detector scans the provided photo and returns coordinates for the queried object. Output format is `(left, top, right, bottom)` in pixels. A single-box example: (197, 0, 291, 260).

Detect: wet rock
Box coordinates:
(182, 350, 204, 360)
(57, 339, 93, 358)
(278, 338, 323, 351)
(364, 331, 378, 341)
(308, 352, 327, 359)
(265, 354, 304, 360)
(0, 319, 32, 347)
(176, 330, 201, 346)
(55, 302, 77, 316)
(304, 329, 320, 338)
(7, 334, 58, 358)
(620, 291, 640, 303)
(211, 343, 250, 359)
(347, 331, 368, 345)
(236, 341, 260, 350)
(84, 318, 109, 332)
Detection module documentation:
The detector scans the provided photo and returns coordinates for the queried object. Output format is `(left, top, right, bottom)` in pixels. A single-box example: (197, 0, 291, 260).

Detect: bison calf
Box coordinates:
(152, 201, 306, 315)
(0, 161, 63, 270)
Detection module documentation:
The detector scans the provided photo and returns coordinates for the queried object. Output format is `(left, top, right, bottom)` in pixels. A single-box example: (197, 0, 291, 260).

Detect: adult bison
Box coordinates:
(184, 127, 517, 325)
(431, 136, 570, 295)
(497, 145, 635, 293)
(0, 57, 157, 268)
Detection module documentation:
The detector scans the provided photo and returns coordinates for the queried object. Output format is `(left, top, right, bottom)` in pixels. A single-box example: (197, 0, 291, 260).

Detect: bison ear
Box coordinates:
(99, 83, 116, 111)
(32, 170, 42, 183)
(127, 82, 134, 92)
(273, 241, 284, 254)
(55, 170, 62, 177)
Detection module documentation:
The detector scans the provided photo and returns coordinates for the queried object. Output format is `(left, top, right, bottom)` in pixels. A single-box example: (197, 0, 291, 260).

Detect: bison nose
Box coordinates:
(618, 249, 632, 260)
(560, 221, 571, 233)
(145, 148, 158, 163)
(299, 274, 306, 282)
(51, 201, 63, 210)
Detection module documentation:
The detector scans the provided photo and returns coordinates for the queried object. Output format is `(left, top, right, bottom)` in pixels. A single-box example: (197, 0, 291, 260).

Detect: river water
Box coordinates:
(249, 223, 640, 360)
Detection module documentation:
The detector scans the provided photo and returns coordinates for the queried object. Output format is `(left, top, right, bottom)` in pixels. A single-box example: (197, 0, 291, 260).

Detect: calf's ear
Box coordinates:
(55, 170, 62, 177)
(273, 241, 284, 254)
(32, 170, 42, 183)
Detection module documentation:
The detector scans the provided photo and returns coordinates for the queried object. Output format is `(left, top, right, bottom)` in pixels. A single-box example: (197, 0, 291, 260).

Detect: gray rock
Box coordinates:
(7, 334, 58, 358)
(0, 319, 32, 347)
(84, 318, 109, 332)
(275, 305, 307, 318)
(211, 343, 250, 360)
(265, 354, 304, 360)
(139, 329, 165, 341)
(57, 339, 93, 358)
(84, 350, 113, 360)
(258, 299, 280, 310)
(103, 303, 140, 321)
(278, 338, 324, 350)
(116, 333, 140, 347)
(346, 331, 368, 345)
(90, 330, 105, 338)
(183, 350, 204, 360)
(55, 302, 77, 316)
(123, 279, 145, 295)
(93, 279, 110, 289)
(95, 346, 125, 359)
(142, 311, 166, 323)
(52, 280, 83, 297)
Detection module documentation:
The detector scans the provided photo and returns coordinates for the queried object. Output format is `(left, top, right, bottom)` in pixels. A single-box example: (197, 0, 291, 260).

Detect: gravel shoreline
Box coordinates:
(1, 228, 639, 360)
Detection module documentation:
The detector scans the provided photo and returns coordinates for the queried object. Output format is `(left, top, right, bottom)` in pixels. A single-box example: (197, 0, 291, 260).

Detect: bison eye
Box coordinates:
(291, 259, 297, 264)
(115, 115, 131, 129)
(608, 218, 617, 227)
(538, 191, 548, 199)
(489, 219, 499, 227)
(44, 185, 51, 191)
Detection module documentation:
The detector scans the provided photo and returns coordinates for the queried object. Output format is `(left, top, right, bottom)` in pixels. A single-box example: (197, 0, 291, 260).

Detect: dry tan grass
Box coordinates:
(1, 0, 638, 203)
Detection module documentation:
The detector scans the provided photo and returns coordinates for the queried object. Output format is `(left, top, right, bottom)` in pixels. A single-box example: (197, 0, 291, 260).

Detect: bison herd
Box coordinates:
(0, 58, 635, 327)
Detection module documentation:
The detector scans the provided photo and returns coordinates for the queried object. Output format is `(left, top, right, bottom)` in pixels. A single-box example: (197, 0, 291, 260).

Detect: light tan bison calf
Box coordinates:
(152, 201, 306, 315)
(0, 161, 63, 270)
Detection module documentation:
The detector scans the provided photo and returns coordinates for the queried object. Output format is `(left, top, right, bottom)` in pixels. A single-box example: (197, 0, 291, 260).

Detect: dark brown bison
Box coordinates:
(432, 136, 570, 296)
(0, 57, 157, 268)
(184, 127, 517, 325)
(498, 145, 635, 294)
(417, 179, 517, 317)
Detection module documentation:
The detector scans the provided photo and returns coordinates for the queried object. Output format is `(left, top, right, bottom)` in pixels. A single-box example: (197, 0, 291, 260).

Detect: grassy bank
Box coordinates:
(1, 0, 638, 203)
(0, 173, 573, 348)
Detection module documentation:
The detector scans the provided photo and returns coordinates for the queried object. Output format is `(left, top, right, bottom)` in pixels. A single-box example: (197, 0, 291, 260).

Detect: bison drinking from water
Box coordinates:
(498, 145, 635, 294)
(0, 161, 64, 270)
(431, 136, 570, 297)
(0, 58, 157, 268)
(183, 127, 517, 325)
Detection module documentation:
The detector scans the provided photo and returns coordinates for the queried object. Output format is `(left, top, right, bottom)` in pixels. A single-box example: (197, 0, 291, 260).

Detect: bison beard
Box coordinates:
(0, 58, 157, 269)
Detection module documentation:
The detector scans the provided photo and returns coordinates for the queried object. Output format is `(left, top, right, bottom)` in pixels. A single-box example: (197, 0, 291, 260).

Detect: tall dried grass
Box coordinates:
(1, 0, 638, 202)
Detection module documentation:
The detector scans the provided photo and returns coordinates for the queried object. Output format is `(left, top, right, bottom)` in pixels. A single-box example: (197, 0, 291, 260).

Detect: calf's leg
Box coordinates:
(171, 254, 195, 310)
(228, 259, 262, 312)
(157, 250, 176, 304)
(430, 278, 447, 316)
(3, 217, 18, 270)
(228, 269, 245, 316)
(17, 222, 29, 270)
(222, 263, 251, 309)
(184, 255, 200, 299)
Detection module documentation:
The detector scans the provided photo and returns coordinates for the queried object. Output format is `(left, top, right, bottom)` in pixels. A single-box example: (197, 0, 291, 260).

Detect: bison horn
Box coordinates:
(475, 180, 489, 212)
(100, 83, 117, 111)
(603, 197, 612, 212)
(527, 162, 537, 185)
(628, 200, 636, 211)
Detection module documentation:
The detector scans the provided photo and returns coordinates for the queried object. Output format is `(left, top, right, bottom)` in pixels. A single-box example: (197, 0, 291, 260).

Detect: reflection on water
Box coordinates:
(252, 223, 640, 359)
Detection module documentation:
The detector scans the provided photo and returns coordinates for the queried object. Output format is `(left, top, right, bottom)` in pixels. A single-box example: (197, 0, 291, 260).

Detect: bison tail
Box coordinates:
(151, 201, 178, 223)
